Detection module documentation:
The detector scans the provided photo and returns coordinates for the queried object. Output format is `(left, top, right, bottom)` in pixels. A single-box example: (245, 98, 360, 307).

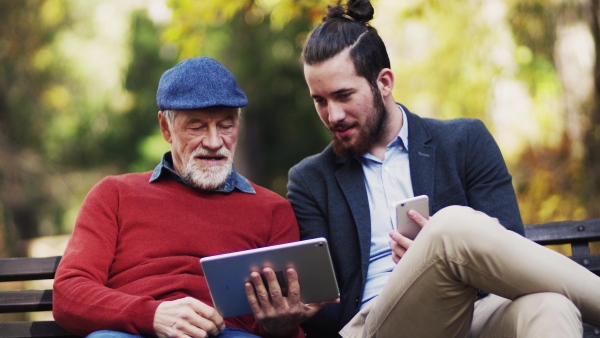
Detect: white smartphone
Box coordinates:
(395, 195, 429, 240)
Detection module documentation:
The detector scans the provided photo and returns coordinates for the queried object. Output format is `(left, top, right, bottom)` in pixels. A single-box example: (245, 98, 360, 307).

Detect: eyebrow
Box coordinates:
(311, 88, 354, 99)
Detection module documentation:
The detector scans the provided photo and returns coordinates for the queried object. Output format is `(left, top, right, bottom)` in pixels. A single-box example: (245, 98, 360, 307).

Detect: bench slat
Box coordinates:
(0, 257, 61, 282)
(571, 254, 600, 275)
(525, 219, 600, 245)
(0, 290, 53, 313)
(0, 321, 77, 338)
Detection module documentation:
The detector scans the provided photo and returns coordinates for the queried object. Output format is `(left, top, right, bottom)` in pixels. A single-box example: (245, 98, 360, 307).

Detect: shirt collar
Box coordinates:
(149, 151, 255, 194)
(396, 104, 409, 151)
(383, 104, 410, 150)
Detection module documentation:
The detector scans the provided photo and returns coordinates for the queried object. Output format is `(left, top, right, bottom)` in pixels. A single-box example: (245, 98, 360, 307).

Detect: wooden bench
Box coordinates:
(0, 256, 76, 337)
(0, 219, 599, 338)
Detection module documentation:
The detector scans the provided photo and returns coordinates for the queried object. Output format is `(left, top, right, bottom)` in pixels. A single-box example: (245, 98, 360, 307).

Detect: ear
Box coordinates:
(377, 68, 394, 97)
(158, 112, 172, 144)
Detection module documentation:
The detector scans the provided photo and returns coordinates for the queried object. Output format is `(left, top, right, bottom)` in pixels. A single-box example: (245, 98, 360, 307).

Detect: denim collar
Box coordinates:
(149, 152, 255, 194)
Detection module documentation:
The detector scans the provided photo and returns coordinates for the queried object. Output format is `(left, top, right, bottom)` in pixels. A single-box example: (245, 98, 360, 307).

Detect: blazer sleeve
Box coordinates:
(463, 120, 524, 235)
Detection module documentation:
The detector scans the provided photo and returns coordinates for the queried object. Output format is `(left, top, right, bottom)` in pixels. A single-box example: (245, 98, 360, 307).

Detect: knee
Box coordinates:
(514, 293, 582, 332)
(424, 206, 479, 239)
(424, 205, 502, 240)
(428, 205, 473, 227)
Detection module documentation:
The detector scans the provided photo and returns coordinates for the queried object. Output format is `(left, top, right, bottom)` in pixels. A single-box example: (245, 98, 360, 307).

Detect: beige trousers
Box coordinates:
(339, 206, 599, 338)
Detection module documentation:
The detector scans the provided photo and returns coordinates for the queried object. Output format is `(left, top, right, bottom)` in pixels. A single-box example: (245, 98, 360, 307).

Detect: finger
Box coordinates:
(389, 230, 413, 250)
(388, 238, 407, 260)
(408, 209, 428, 228)
(262, 267, 286, 309)
(245, 281, 263, 315)
(285, 268, 301, 305)
(250, 270, 271, 307)
(189, 298, 225, 333)
(388, 238, 406, 255)
(169, 318, 211, 338)
(391, 252, 400, 264)
(305, 298, 338, 317)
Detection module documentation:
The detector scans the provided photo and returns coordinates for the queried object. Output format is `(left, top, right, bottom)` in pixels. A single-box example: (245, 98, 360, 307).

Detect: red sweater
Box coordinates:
(53, 172, 300, 336)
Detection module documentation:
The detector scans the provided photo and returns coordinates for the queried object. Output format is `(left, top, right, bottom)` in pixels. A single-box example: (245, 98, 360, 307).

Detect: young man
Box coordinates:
(245, 1, 600, 337)
(53, 57, 302, 338)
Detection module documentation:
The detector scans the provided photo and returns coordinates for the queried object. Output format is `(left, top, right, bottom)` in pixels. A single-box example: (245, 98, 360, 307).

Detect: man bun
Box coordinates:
(324, 0, 374, 25)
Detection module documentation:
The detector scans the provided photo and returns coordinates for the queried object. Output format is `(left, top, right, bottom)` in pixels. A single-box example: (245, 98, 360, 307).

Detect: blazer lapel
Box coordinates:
(405, 108, 436, 214)
(335, 157, 371, 282)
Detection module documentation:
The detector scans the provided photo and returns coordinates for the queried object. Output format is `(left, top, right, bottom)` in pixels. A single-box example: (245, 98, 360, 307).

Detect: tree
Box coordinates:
(0, 1, 174, 256)
(507, 0, 600, 221)
(585, 0, 600, 218)
(0, 0, 72, 256)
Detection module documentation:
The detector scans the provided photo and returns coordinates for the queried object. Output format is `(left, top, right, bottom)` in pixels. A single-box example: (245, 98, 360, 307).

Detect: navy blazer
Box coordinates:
(287, 106, 524, 337)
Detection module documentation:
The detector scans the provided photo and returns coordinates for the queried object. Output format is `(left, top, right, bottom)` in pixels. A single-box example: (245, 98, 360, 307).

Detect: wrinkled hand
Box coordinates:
(389, 209, 429, 264)
(154, 297, 225, 338)
(245, 267, 337, 336)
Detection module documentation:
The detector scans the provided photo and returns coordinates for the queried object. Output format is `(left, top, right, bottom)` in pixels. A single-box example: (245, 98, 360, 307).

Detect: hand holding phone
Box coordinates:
(395, 195, 429, 240)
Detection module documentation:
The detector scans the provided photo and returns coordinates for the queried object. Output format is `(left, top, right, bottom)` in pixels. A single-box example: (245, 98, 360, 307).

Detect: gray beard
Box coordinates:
(182, 148, 233, 190)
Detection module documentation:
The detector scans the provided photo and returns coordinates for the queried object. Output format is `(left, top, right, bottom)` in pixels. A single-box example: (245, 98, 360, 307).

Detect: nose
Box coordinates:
(202, 126, 224, 151)
(327, 102, 346, 124)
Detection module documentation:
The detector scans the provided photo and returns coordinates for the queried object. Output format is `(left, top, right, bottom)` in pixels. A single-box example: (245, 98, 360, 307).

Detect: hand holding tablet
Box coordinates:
(200, 238, 339, 318)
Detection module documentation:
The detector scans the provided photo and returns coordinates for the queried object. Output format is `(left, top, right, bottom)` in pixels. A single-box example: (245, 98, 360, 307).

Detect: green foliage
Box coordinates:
(103, 10, 176, 172)
(383, 1, 507, 124)
(0, 0, 73, 254)
(0, 2, 175, 255)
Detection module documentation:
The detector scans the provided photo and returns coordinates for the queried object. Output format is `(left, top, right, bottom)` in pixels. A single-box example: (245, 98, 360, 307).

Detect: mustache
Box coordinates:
(191, 147, 231, 158)
(329, 121, 358, 132)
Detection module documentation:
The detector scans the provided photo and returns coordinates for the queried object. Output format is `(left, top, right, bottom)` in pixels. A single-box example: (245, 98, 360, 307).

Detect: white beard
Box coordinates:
(182, 147, 233, 190)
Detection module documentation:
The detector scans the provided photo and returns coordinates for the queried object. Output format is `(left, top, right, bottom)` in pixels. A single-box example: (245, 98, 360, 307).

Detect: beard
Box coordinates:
(182, 147, 233, 190)
(331, 88, 389, 158)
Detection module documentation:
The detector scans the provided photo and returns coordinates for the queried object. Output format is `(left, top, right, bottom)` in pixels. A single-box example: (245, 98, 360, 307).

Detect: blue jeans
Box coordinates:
(86, 326, 261, 338)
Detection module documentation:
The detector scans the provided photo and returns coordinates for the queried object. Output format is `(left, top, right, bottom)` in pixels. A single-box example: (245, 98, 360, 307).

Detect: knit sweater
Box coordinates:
(53, 172, 299, 336)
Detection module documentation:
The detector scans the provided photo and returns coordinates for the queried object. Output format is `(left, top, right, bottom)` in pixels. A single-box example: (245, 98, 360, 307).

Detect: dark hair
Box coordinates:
(301, 0, 390, 90)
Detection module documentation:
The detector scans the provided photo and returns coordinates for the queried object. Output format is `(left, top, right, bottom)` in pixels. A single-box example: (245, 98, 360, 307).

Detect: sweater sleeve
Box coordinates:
(53, 177, 160, 336)
(251, 194, 302, 337)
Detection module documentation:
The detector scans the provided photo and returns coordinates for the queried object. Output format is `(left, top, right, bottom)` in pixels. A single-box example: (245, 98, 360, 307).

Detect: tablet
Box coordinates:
(200, 237, 340, 318)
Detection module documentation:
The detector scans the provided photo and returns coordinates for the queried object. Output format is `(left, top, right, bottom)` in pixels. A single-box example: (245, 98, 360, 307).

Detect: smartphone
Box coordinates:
(395, 195, 429, 240)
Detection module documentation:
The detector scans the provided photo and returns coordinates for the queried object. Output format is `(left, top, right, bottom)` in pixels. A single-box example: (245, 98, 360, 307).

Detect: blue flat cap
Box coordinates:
(156, 56, 248, 111)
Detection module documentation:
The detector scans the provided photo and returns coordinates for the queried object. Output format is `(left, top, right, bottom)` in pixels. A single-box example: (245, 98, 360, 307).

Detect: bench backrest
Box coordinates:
(524, 219, 600, 276)
(0, 256, 76, 337)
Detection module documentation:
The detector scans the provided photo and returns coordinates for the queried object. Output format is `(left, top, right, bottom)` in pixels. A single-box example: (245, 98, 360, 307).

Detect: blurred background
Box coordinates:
(1, 0, 600, 260)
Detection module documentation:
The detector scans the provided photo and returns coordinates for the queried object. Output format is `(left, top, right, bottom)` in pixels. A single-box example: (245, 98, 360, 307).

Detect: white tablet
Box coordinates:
(200, 237, 340, 318)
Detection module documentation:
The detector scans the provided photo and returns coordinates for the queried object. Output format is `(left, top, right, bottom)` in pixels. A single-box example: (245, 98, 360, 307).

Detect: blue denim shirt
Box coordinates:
(149, 151, 255, 194)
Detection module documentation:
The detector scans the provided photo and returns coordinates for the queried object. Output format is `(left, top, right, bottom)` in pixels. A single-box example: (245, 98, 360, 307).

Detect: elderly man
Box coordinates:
(53, 57, 301, 338)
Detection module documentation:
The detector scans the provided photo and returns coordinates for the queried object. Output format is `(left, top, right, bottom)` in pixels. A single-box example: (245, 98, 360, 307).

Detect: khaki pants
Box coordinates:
(340, 206, 599, 338)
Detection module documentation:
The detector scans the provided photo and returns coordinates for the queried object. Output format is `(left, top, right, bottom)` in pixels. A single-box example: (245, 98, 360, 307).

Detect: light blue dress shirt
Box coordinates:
(358, 107, 413, 307)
